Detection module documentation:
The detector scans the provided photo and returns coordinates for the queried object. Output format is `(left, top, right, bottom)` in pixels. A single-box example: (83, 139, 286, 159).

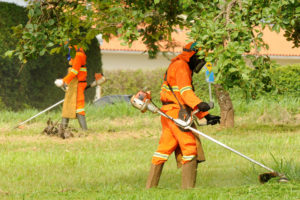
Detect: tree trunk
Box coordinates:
(214, 84, 234, 128)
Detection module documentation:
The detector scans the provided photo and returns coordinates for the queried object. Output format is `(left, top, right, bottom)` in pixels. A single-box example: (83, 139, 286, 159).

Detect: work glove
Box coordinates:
(205, 114, 220, 125)
(197, 102, 211, 112)
(54, 79, 67, 91)
(54, 79, 64, 87)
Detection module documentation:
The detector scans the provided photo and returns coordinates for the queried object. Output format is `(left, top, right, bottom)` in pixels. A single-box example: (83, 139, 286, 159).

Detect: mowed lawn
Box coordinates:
(0, 102, 299, 200)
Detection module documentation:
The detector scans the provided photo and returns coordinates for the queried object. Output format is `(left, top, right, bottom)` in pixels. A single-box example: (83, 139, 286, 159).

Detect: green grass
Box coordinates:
(0, 97, 299, 199)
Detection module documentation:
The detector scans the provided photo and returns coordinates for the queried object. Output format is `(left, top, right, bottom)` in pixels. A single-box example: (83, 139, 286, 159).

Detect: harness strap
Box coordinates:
(164, 69, 184, 110)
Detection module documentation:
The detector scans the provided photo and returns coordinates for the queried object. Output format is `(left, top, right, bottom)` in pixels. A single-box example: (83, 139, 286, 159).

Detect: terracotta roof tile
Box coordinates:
(101, 28, 300, 56)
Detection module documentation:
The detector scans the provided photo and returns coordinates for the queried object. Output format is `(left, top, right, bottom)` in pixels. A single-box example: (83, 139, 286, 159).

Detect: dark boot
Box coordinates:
(146, 163, 164, 189)
(58, 118, 69, 138)
(61, 118, 69, 129)
(76, 114, 87, 130)
(181, 158, 198, 189)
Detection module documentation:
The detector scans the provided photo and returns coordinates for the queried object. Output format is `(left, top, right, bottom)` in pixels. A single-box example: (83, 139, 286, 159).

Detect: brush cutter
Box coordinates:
(130, 90, 288, 183)
(15, 73, 106, 128)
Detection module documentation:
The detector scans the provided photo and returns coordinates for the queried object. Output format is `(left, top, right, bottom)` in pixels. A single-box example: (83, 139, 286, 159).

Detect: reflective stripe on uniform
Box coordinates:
(76, 108, 85, 113)
(182, 155, 196, 161)
(180, 86, 193, 95)
(80, 67, 87, 72)
(71, 68, 78, 75)
(161, 84, 179, 92)
(153, 152, 169, 160)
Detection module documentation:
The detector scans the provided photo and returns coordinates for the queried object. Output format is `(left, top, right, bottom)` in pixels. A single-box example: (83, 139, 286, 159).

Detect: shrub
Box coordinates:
(101, 68, 212, 102)
(271, 64, 300, 97)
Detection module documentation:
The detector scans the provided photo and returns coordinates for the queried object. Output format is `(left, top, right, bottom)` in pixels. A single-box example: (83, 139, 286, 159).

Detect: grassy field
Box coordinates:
(0, 97, 299, 200)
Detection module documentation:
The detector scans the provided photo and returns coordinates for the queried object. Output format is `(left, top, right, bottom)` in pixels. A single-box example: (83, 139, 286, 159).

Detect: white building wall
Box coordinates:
(102, 51, 300, 71)
(101, 51, 177, 71)
(270, 56, 300, 65)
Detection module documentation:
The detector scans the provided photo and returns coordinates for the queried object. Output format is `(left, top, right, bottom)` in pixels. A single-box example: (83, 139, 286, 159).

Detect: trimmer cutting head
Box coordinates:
(259, 172, 289, 183)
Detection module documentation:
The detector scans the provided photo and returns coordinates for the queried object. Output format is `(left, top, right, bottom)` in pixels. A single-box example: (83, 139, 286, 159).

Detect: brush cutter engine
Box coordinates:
(130, 90, 159, 113)
(131, 90, 194, 128)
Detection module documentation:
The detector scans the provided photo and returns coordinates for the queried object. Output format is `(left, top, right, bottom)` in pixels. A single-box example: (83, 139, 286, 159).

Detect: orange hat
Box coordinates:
(174, 42, 198, 62)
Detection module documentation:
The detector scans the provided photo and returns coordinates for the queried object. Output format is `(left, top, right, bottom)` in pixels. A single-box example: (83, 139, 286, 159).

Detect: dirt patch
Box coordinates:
(256, 108, 297, 125)
(41, 118, 88, 139)
(108, 116, 137, 127)
(0, 189, 9, 195)
(294, 114, 300, 124)
(0, 128, 159, 144)
(94, 129, 159, 141)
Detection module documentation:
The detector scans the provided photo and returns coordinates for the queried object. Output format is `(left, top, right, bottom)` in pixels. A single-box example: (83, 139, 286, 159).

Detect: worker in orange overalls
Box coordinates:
(146, 42, 220, 189)
(55, 45, 88, 130)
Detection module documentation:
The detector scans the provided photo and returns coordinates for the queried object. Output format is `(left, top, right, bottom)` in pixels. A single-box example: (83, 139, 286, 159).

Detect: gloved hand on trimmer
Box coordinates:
(205, 114, 220, 125)
(54, 79, 67, 91)
(197, 102, 211, 112)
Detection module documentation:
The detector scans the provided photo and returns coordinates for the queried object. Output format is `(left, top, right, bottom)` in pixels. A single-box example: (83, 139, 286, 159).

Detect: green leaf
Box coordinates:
(39, 49, 46, 56)
(48, 19, 55, 26)
(272, 24, 280, 33)
(46, 42, 54, 47)
(50, 47, 60, 54)
(4, 50, 14, 58)
(28, 9, 34, 18)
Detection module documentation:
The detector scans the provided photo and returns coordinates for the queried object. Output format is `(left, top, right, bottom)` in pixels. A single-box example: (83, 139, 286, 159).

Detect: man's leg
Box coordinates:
(146, 116, 178, 189)
(181, 157, 197, 189)
(76, 113, 87, 130)
(76, 83, 87, 130)
(61, 118, 69, 129)
(170, 122, 198, 189)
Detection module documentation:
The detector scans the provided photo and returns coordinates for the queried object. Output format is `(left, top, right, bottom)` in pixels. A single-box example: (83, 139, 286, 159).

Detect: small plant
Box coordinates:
(270, 153, 300, 182)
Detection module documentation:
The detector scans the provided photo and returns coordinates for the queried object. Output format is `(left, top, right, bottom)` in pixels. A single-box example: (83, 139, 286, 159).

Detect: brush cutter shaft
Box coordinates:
(16, 99, 65, 128)
(159, 108, 275, 172)
(15, 82, 96, 128)
(188, 126, 275, 172)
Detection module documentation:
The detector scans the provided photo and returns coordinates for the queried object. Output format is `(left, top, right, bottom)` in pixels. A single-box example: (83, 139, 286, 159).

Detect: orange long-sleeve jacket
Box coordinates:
(63, 48, 87, 84)
(160, 43, 208, 119)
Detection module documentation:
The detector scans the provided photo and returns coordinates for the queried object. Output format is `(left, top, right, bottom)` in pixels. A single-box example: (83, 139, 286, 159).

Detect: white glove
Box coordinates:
(54, 79, 64, 87)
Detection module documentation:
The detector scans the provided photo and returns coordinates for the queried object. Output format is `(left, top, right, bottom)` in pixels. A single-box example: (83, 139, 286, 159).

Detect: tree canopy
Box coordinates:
(5, 0, 300, 125)
(8, 0, 299, 92)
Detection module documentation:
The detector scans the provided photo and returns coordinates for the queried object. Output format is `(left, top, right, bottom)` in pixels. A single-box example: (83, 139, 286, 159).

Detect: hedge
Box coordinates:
(0, 2, 102, 110)
(101, 68, 212, 102)
(271, 64, 300, 97)
(101, 64, 300, 102)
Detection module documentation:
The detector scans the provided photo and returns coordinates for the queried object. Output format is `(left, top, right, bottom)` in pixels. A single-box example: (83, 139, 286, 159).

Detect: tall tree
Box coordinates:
(7, 0, 299, 126)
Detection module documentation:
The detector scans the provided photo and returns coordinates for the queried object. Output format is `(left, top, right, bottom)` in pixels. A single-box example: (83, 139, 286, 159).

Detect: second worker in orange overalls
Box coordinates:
(55, 45, 88, 130)
(146, 42, 220, 189)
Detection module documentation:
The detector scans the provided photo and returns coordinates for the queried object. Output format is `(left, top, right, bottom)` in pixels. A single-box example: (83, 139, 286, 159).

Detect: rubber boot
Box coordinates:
(146, 163, 164, 189)
(181, 158, 198, 189)
(61, 118, 69, 129)
(58, 118, 69, 138)
(76, 114, 87, 130)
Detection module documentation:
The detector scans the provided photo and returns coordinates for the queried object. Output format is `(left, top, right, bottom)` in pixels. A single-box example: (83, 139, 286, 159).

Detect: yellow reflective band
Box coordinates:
(153, 152, 169, 159)
(76, 108, 85, 113)
(182, 155, 195, 161)
(180, 86, 193, 95)
(70, 68, 78, 75)
(80, 67, 87, 72)
(161, 84, 179, 92)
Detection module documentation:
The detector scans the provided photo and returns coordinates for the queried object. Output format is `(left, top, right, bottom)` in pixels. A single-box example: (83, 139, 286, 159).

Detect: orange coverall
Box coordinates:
(152, 43, 208, 165)
(63, 48, 87, 115)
